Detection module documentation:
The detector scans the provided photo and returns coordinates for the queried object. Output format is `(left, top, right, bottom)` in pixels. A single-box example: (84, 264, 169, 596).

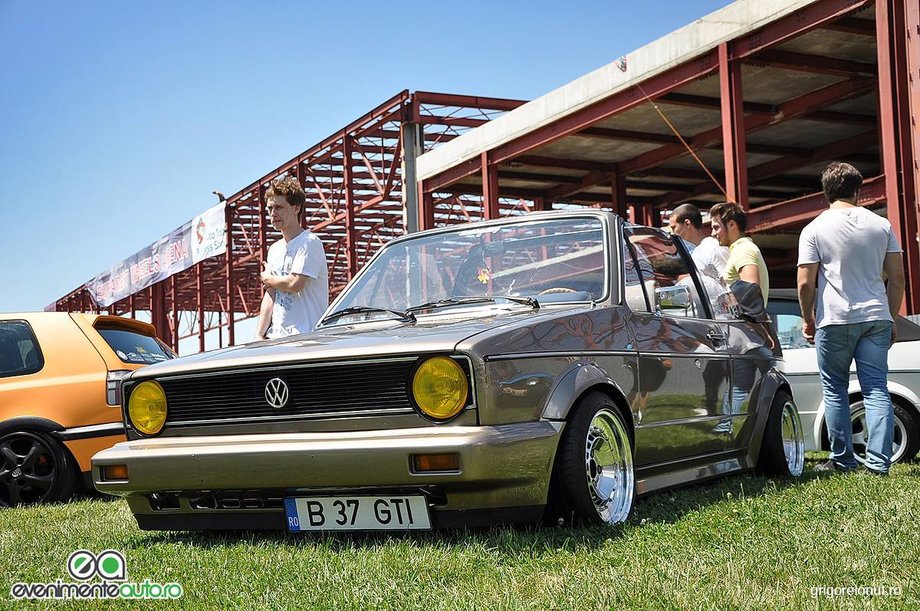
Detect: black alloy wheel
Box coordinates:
(0, 431, 75, 506)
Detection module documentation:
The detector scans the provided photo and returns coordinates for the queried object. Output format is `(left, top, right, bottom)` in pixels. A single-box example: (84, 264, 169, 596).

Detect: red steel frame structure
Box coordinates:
(53, 0, 920, 348)
(53, 92, 524, 351)
(419, 0, 920, 314)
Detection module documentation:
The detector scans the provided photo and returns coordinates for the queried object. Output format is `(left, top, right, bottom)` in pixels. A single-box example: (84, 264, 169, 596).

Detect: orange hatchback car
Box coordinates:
(1, 313, 174, 506)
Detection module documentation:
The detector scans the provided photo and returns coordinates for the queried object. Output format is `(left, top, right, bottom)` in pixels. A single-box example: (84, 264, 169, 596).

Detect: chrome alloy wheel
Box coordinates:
(780, 400, 805, 477)
(850, 401, 907, 464)
(583, 408, 634, 524)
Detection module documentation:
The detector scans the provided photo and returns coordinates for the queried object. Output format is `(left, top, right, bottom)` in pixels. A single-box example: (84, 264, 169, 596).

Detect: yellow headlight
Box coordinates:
(411, 356, 469, 421)
(128, 380, 167, 435)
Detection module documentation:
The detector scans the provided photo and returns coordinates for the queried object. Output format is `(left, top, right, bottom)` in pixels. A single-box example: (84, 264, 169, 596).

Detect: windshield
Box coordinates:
(326, 216, 608, 323)
(97, 329, 176, 364)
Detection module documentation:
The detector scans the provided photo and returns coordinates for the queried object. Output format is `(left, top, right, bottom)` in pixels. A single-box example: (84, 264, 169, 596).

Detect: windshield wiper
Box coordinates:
(319, 306, 416, 325)
(405, 296, 539, 315)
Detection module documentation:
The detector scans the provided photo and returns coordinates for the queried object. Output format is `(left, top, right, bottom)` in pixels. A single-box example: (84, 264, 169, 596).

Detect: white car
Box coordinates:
(768, 290, 920, 463)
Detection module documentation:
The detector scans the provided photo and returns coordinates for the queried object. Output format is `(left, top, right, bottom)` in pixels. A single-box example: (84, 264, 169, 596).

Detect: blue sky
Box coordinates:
(0, 0, 732, 314)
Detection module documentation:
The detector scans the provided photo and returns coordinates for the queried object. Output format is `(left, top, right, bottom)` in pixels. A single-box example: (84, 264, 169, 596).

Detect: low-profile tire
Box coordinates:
(0, 430, 77, 506)
(550, 392, 635, 525)
(850, 400, 920, 464)
(757, 390, 805, 477)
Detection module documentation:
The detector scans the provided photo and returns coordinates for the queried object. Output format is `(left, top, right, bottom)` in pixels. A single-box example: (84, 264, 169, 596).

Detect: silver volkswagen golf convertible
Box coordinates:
(93, 211, 804, 531)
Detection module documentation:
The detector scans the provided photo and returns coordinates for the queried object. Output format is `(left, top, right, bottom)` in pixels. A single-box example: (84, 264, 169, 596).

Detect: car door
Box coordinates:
(622, 228, 732, 466)
(766, 298, 822, 437)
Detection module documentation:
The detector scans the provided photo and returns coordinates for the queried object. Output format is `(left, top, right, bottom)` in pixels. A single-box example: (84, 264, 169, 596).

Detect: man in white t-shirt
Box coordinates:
(668, 203, 729, 277)
(798, 161, 905, 475)
(255, 176, 329, 340)
(668, 203, 731, 316)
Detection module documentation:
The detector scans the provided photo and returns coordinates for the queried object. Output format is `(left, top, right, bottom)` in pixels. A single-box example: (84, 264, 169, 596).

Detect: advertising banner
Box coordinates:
(191, 202, 227, 264)
(87, 203, 226, 307)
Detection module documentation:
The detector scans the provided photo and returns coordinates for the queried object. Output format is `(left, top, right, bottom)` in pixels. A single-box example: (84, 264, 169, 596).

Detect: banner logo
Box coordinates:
(10, 549, 182, 601)
(191, 202, 227, 265)
(67, 550, 126, 581)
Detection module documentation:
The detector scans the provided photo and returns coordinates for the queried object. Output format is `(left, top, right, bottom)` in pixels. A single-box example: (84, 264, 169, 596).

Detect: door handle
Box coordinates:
(706, 329, 726, 345)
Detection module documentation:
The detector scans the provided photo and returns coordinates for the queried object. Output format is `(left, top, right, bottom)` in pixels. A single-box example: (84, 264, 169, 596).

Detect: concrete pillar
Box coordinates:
(401, 122, 423, 233)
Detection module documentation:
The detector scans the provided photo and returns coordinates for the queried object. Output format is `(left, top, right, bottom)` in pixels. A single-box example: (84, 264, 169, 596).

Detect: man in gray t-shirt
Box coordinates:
(797, 161, 905, 475)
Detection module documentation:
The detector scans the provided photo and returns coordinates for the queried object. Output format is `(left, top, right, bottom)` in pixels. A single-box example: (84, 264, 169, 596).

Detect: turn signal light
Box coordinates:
(412, 454, 460, 473)
(101, 464, 129, 481)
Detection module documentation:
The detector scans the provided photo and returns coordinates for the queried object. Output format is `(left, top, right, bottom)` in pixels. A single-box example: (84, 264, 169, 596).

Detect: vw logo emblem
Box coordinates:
(264, 378, 290, 408)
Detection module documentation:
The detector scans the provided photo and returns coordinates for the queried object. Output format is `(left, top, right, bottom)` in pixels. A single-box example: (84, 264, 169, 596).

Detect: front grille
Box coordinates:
(183, 487, 448, 511)
(145, 358, 426, 425)
(188, 491, 285, 511)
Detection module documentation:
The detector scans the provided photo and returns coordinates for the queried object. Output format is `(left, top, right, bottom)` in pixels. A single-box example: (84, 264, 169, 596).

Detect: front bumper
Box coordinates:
(92, 421, 563, 529)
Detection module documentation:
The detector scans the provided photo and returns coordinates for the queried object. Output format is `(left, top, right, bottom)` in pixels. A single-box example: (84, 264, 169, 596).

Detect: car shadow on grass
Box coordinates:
(130, 465, 827, 553)
(630, 468, 822, 525)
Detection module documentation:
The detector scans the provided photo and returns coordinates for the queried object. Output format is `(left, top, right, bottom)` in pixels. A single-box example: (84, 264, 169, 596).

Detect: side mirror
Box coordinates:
(655, 285, 691, 315)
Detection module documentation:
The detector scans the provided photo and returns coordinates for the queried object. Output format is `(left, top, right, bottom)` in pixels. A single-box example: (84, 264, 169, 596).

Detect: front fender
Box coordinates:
(745, 368, 793, 467)
(541, 361, 631, 421)
(0, 416, 65, 437)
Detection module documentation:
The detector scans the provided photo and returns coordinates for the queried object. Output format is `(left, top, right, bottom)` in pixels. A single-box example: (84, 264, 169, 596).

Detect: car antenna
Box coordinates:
(636, 83, 732, 203)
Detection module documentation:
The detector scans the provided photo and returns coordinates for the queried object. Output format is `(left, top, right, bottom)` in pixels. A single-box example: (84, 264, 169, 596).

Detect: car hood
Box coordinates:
(130, 305, 594, 379)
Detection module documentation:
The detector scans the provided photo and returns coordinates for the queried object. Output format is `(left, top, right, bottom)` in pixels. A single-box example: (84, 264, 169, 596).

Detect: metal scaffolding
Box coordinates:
(418, 0, 919, 312)
(52, 91, 524, 351)
(53, 0, 920, 350)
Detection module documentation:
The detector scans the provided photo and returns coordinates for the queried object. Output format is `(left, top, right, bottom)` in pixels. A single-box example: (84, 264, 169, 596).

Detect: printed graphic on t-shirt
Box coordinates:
(275, 289, 293, 310)
(274, 256, 294, 308)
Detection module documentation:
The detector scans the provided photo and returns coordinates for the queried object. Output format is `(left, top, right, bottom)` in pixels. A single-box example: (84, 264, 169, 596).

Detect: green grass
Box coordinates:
(2, 457, 918, 610)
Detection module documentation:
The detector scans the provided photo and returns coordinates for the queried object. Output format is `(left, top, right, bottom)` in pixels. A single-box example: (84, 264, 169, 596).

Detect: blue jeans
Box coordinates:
(815, 320, 894, 472)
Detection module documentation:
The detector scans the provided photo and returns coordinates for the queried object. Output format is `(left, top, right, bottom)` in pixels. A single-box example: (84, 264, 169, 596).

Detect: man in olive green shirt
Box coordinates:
(709, 202, 769, 305)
